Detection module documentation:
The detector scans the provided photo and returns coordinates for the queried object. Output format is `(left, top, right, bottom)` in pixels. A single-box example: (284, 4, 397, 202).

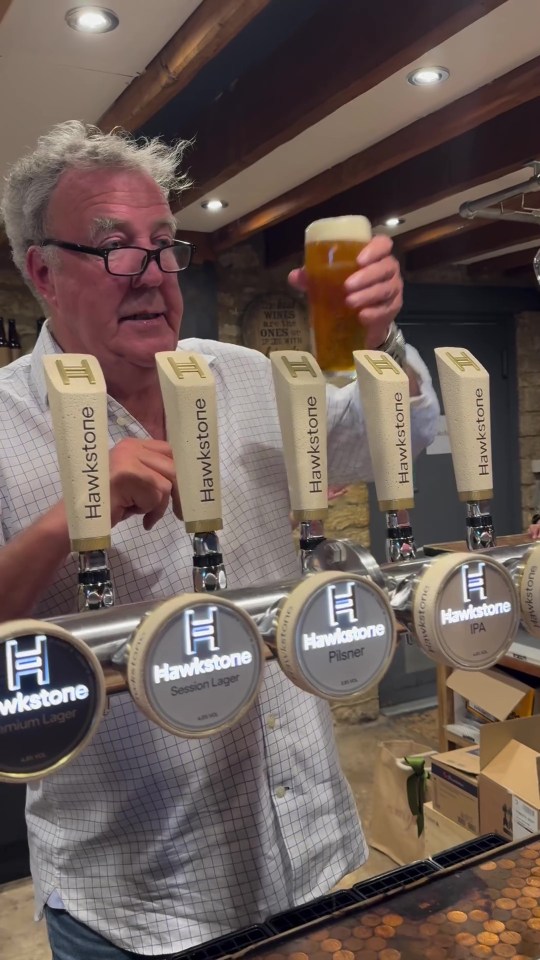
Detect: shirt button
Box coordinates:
(267, 715, 277, 730)
(116, 416, 130, 427)
(275, 786, 287, 799)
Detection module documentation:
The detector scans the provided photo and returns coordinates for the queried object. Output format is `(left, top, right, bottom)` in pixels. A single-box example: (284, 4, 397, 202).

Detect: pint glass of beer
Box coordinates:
(305, 215, 372, 380)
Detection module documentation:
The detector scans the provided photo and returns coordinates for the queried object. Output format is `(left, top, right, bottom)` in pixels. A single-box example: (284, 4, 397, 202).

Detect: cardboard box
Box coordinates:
(447, 667, 540, 743)
(479, 714, 540, 841)
(423, 801, 475, 856)
(431, 744, 480, 834)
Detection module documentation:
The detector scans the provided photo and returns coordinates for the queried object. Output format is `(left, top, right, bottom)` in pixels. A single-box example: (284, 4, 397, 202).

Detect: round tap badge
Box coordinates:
(412, 552, 520, 669)
(0, 619, 106, 782)
(127, 595, 265, 738)
(276, 571, 397, 699)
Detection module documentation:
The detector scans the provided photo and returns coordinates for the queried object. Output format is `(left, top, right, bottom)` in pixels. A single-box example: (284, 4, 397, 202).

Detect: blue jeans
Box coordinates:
(44, 906, 173, 959)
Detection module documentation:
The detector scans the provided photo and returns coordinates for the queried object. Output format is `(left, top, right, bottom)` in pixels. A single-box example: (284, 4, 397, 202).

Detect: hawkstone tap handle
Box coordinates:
(156, 351, 223, 534)
(43, 354, 111, 554)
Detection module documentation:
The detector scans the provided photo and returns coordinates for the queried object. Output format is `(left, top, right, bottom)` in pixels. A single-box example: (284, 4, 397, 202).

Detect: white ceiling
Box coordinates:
(0, 0, 203, 172)
(178, 0, 540, 234)
(0, 0, 539, 265)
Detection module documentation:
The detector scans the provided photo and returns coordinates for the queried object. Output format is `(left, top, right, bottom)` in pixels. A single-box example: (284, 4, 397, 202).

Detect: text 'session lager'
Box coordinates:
(305, 215, 372, 378)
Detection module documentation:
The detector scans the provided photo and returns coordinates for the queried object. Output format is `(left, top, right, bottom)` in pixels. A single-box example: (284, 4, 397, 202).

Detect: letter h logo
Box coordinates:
(6, 635, 50, 691)
(461, 562, 487, 604)
(328, 582, 358, 627)
(184, 606, 219, 656)
(167, 356, 206, 380)
(56, 358, 96, 385)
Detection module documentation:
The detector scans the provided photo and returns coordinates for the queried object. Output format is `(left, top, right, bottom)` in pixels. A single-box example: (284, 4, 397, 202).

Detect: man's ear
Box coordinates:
(26, 246, 57, 309)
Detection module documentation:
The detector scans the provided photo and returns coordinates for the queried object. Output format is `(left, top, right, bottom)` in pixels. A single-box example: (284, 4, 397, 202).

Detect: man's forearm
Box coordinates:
(0, 503, 71, 621)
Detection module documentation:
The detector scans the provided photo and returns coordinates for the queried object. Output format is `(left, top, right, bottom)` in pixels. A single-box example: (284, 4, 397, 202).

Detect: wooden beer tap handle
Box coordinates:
(270, 350, 328, 522)
(353, 350, 414, 512)
(43, 354, 111, 553)
(435, 347, 493, 502)
(155, 351, 223, 533)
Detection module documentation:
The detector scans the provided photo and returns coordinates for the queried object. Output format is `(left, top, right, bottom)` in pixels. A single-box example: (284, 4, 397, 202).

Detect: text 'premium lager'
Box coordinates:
(305, 215, 372, 380)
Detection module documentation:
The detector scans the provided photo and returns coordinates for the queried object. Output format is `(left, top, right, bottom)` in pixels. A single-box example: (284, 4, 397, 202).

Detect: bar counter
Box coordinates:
(172, 835, 540, 960)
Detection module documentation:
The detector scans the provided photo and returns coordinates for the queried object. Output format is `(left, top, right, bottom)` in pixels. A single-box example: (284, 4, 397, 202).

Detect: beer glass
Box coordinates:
(305, 215, 372, 380)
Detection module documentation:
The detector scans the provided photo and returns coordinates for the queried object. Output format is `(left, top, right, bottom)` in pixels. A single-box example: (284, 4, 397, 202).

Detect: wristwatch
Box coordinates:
(378, 321, 407, 368)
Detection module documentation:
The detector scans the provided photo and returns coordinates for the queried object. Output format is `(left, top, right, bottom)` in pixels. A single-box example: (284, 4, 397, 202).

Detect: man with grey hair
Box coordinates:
(0, 120, 438, 959)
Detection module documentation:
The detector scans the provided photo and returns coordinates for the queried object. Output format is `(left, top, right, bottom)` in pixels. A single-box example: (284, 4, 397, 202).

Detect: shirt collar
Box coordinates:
(30, 322, 216, 409)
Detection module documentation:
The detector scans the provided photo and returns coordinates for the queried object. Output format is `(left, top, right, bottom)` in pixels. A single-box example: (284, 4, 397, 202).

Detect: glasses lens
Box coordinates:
(160, 243, 191, 272)
(107, 247, 147, 276)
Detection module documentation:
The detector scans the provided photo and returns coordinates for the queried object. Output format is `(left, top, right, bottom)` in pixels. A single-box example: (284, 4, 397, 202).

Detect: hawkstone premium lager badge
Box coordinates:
(0, 620, 106, 782)
(127, 595, 265, 738)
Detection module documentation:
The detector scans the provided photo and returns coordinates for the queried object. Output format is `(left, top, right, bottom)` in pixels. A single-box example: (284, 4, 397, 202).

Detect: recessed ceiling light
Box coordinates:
(65, 6, 119, 33)
(384, 217, 405, 228)
(407, 66, 450, 87)
(201, 199, 228, 212)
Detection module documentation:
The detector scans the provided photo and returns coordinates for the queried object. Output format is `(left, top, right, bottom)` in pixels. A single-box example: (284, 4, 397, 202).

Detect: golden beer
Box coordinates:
(305, 215, 372, 378)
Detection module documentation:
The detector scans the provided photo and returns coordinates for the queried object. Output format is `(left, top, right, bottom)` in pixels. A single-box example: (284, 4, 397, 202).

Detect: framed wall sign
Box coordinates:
(242, 293, 310, 355)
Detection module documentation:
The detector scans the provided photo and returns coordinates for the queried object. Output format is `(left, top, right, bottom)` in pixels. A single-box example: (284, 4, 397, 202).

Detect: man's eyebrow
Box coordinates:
(89, 217, 123, 241)
(89, 217, 178, 241)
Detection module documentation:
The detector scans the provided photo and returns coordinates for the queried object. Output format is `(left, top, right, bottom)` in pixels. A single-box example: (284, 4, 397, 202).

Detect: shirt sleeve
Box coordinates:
(326, 343, 440, 485)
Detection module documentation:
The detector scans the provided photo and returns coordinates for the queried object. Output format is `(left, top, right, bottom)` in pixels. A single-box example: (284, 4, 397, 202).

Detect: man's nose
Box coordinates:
(131, 256, 163, 288)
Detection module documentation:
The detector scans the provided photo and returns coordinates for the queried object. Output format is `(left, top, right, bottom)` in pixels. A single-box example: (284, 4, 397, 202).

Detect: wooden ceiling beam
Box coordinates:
(263, 93, 540, 265)
(467, 246, 540, 277)
(394, 215, 488, 255)
(98, 0, 273, 134)
(174, 0, 506, 211)
(213, 48, 540, 251)
(406, 220, 540, 272)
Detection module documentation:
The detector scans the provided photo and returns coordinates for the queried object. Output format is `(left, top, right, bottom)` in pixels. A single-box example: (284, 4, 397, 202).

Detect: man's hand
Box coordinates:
(109, 438, 178, 531)
(288, 234, 403, 348)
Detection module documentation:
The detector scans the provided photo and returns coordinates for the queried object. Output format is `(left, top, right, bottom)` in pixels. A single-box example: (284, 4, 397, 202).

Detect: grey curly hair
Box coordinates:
(0, 120, 192, 286)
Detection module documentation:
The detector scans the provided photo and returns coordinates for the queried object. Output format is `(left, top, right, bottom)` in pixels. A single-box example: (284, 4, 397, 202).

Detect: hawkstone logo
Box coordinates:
(440, 600, 512, 626)
(1, 636, 90, 717)
(302, 623, 386, 651)
(0, 684, 90, 717)
(153, 651, 253, 683)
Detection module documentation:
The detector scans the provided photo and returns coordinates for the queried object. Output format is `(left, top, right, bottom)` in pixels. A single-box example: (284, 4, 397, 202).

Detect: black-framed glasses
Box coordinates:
(40, 238, 195, 276)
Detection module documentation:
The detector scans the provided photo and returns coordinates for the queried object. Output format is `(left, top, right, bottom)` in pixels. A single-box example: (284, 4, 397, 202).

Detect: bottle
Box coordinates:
(7, 319, 22, 362)
(0, 319, 11, 368)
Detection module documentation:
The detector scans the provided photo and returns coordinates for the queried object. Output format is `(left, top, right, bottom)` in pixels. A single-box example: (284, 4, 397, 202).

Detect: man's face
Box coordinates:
(26, 166, 184, 379)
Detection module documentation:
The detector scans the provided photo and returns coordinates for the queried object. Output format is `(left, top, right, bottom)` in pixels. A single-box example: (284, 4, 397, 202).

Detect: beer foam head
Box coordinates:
(305, 215, 372, 244)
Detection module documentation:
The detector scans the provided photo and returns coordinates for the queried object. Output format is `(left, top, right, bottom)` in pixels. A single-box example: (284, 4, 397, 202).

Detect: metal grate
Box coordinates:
(352, 858, 441, 900)
(171, 925, 271, 960)
(431, 833, 507, 869)
(265, 889, 359, 935)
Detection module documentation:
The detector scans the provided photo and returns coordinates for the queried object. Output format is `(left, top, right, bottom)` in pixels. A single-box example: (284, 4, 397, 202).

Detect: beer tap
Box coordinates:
(435, 347, 496, 550)
(156, 351, 226, 592)
(270, 350, 328, 574)
(353, 350, 416, 562)
(43, 354, 114, 611)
